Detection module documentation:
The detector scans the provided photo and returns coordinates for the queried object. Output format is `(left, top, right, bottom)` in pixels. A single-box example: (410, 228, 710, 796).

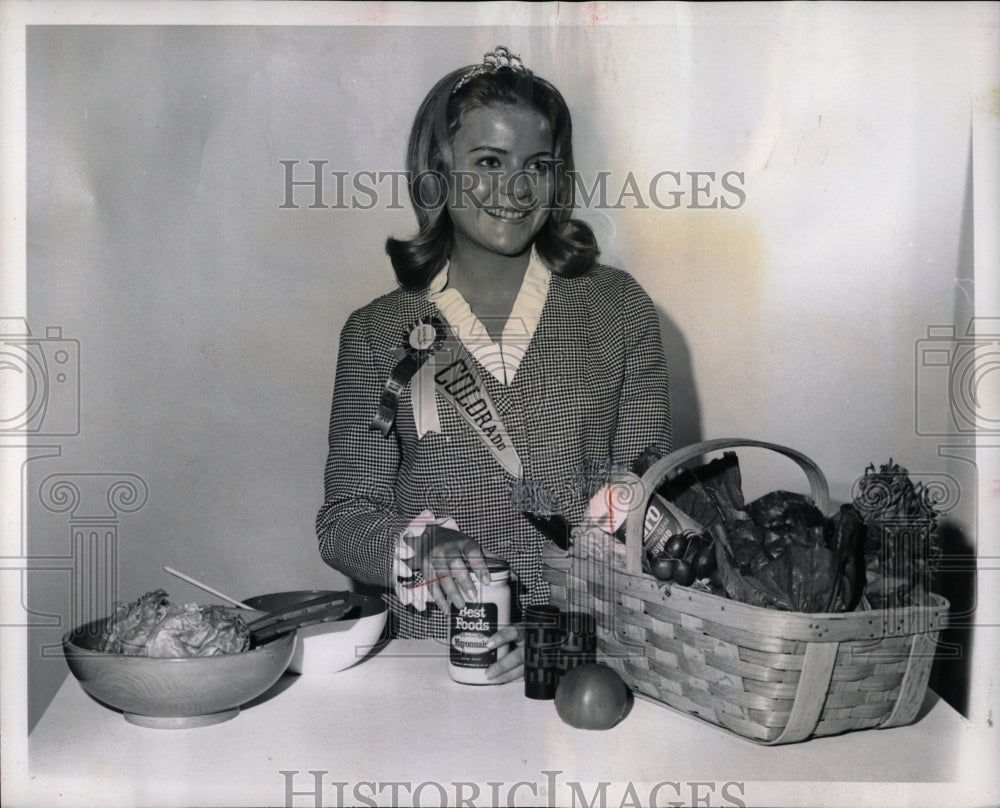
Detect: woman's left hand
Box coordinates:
(485, 623, 524, 684)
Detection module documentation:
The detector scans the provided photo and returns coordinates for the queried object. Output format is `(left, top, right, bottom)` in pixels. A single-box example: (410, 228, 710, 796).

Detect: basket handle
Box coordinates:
(624, 438, 831, 576)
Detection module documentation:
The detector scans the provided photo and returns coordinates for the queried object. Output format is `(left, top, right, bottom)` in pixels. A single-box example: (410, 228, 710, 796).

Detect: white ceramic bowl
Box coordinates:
(242, 591, 387, 674)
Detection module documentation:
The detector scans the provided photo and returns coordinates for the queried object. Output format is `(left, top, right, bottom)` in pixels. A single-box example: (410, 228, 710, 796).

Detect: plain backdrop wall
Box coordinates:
(23, 9, 989, 730)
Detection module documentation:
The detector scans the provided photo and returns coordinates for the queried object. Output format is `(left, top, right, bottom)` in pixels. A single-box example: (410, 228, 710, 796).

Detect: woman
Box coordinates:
(316, 47, 671, 683)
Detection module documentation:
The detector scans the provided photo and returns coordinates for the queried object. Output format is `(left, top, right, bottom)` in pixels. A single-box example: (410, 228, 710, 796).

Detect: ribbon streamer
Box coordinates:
(412, 360, 442, 437)
(370, 318, 446, 437)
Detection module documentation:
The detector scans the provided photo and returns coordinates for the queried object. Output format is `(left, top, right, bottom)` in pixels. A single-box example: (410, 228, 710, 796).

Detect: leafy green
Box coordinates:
(853, 460, 940, 608)
(665, 455, 866, 613)
(99, 590, 250, 656)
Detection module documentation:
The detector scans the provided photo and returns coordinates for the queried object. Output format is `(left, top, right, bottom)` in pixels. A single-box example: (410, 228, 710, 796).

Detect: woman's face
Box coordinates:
(446, 103, 556, 261)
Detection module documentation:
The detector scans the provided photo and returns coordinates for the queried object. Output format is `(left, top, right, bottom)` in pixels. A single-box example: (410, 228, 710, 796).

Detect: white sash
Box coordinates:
(372, 319, 524, 479)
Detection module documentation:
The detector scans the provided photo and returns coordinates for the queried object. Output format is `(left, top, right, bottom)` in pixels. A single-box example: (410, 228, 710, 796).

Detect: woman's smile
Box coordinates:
(483, 205, 534, 221)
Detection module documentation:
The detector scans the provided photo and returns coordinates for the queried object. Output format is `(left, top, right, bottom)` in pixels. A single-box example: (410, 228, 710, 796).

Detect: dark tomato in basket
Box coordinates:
(650, 556, 676, 581)
(664, 534, 689, 560)
(673, 560, 696, 586)
(694, 548, 716, 579)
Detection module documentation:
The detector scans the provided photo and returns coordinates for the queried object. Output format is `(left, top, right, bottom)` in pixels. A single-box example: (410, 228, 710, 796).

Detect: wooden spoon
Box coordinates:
(163, 566, 255, 610)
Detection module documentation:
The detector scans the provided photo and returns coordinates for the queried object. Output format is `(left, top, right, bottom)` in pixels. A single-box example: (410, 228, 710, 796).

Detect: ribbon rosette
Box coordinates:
(370, 317, 447, 438)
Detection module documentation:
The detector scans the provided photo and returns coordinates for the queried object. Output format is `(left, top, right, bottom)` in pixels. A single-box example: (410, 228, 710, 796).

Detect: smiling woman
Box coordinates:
(315, 46, 672, 685)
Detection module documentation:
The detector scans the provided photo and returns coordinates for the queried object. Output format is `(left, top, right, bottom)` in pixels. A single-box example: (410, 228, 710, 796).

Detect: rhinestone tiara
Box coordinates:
(452, 46, 532, 93)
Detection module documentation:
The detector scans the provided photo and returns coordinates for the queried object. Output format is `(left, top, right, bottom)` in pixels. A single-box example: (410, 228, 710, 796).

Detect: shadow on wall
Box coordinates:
(657, 304, 703, 451)
(929, 126, 976, 719)
(929, 520, 976, 718)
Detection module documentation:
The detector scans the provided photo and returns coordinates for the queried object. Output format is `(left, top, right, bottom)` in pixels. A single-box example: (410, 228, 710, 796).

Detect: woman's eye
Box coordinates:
(475, 156, 502, 169)
(527, 159, 552, 174)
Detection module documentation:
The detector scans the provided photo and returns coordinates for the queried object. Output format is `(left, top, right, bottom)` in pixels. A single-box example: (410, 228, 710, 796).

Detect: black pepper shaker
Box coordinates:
(523, 604, 562, 700)
(557, 610, 597, 679)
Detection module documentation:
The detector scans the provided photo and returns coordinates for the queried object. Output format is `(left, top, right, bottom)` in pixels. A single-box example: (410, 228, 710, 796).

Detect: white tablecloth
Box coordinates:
(22, 640, 983, 807)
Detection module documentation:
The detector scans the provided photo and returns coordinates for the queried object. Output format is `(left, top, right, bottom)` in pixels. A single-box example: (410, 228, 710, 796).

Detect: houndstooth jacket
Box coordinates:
(316, 264, 672, 638)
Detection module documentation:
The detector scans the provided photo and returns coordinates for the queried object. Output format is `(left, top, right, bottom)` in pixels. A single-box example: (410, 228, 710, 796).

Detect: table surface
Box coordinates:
(22, 639, 986, 808)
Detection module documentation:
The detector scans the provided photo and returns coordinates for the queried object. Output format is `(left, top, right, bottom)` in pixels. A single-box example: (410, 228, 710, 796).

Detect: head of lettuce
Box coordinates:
(98, 589, 250, 657)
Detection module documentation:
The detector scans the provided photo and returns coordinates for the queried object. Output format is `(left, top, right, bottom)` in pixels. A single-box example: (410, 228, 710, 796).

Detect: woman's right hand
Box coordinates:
(409, 524, 491, 613)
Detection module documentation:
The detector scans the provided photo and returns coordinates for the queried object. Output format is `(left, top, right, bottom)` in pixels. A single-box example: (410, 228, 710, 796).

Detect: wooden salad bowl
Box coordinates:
(62, 614, 295, 728)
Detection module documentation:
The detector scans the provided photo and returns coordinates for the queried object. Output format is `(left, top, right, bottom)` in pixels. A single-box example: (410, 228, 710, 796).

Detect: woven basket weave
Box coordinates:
(541, 438, 949, 744)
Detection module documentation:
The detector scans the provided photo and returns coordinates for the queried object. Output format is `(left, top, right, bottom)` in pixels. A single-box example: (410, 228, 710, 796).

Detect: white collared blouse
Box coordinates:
(428, 249, 551, 386)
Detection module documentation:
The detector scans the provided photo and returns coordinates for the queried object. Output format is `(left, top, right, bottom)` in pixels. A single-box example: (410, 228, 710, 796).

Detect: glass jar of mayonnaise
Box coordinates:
(448, 558, 511, 685)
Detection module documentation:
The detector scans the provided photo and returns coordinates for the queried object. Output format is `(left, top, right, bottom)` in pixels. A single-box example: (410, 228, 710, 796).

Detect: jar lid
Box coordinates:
(483, 557, 510, 578)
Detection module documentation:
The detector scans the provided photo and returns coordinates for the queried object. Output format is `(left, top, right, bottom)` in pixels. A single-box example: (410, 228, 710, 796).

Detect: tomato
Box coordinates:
(664, 534, 689, 559)
(650, 556, 675, 581)
(673, 560, 696, 586)
(694, 548, 716, 579)
(554, 663, 631, 730)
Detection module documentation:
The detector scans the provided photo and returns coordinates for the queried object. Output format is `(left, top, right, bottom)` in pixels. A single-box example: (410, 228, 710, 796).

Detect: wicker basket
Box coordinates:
(541, 438, 949, 744)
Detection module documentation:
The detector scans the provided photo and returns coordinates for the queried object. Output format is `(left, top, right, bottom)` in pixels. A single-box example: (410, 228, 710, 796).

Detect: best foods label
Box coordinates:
(450, 603, 498, 668)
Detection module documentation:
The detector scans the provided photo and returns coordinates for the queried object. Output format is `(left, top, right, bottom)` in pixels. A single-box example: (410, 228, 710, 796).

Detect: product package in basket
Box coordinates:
(540, 438, 949, 744)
